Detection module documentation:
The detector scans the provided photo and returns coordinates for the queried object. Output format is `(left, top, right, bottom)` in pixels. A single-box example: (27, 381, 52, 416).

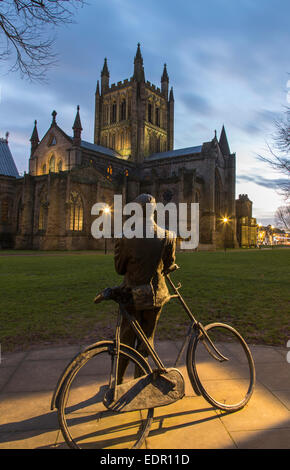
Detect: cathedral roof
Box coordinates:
(147, 145, 202, 161)
(80, 140, 122, 158)
(0, 137, 19, 177)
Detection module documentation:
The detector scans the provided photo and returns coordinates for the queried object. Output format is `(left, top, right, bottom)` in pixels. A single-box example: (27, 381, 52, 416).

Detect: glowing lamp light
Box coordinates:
(103, 206, 110, 214)
(223, 217, 229, 223)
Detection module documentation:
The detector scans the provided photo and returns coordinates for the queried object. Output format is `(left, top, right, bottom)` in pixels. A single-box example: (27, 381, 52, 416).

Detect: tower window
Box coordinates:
(148, 103, 152, 123)
(104, 105, 109, 125)
(155, 107, 160, 126)
(111, 103, 117, 123)
(107, 164, 113, 176)
(120, 100, 126, 121)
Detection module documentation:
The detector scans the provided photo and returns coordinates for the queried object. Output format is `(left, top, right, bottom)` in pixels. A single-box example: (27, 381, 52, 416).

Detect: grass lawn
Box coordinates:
(0, 249, 289, 352)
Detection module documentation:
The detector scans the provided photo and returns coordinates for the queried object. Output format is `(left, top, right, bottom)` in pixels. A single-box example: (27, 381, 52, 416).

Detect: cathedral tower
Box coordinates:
(93, 44, 174, 162)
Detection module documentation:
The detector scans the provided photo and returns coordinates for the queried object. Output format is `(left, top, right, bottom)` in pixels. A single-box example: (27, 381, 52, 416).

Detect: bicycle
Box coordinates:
(51, 265, 255, 449)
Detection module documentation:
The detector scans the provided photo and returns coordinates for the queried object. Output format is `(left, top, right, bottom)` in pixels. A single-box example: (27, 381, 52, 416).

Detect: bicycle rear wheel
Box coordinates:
(187, 323, 255, 411)
(57, 341, 154, 449)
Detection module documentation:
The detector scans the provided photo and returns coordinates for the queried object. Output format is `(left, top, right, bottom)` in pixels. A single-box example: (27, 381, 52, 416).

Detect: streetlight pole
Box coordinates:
(103, 206, 111, 254)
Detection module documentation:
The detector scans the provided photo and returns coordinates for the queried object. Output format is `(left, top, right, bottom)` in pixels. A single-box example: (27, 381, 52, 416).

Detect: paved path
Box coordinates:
(0, 340, 289, 449)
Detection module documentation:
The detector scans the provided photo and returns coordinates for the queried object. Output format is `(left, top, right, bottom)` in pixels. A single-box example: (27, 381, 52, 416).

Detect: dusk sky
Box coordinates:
(1, 0, 289, 225)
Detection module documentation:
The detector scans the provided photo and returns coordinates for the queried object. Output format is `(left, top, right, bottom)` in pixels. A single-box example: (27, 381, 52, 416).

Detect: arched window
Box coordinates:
(120, 100, 126, 121)
(120, 132, 124, 149)
(148, 103, 152, 123)
(215, 171, 222, 217)
(104, 105, 109, 125)
(111, 102, 117, 123)
(57, 160, 63, 172)
(155, 107, 160, 126)
(42, 164, 47, 175)
(49, 155, 55, 173)
(124, 169, 129, 177)
(149, 134, 154, 153)
(70, 192, 83, 231)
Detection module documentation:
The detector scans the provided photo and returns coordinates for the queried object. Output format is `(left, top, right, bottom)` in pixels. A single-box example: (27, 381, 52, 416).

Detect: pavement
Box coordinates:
(0, 340, 289, 449)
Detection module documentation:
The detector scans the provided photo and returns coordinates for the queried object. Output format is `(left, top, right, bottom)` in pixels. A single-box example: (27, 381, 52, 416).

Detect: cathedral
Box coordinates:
(0, 44, 255, 251)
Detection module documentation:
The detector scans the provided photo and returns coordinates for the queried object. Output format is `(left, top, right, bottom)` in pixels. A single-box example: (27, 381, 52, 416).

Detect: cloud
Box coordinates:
(237, 174, 289, 190)
(179, 92, 213, 116)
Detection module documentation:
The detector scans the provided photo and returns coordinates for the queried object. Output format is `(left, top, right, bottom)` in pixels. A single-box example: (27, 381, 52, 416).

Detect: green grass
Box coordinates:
(0, 249, 289, 352)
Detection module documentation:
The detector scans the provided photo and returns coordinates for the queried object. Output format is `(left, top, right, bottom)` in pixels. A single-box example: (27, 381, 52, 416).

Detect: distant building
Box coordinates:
(0, 44, 242, 250)
(0, 134, 20, 248)
(235, 194, 257, 247)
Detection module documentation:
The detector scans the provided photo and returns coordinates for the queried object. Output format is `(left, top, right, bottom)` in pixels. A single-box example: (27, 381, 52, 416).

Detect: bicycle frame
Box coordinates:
(108, 272, 229, 396)
(51, 271, 228, 412)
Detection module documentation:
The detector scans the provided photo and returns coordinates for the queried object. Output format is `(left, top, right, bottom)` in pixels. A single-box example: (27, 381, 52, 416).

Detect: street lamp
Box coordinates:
(222, 216, 229, 253)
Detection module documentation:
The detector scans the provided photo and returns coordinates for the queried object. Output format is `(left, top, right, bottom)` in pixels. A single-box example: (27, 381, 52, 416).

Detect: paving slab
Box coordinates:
(0, 429, 60, 449)
(2, 359, 70, 393)
(143, 397, 236, 449)
(0, 391, 57, 432)
(217, 382, 290, 431)
(230, 428, 290, 449)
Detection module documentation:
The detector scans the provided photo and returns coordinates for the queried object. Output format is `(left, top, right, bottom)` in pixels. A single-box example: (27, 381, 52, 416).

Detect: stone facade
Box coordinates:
(0, 45, 240, 251)
(235, 194, 257, 248)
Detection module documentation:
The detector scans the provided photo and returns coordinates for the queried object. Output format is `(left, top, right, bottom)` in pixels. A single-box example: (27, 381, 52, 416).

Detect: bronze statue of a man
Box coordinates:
(114, 193, 177, 383)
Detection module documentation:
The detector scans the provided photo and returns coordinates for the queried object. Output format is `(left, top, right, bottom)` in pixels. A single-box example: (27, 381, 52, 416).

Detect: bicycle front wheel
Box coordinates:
(57, 341, 154, 449)
(187, 323, 255, 411)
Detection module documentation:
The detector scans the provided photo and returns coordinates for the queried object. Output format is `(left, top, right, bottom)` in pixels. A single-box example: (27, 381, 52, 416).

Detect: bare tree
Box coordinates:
(0, 0, 85, 81)
(275, 205, 290, 231)
(258, 107, 290, 200)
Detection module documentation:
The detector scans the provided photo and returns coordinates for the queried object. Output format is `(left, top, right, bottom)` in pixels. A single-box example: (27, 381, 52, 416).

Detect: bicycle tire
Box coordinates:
(57, 341, 154, 449)
(187, 323, 255, 411)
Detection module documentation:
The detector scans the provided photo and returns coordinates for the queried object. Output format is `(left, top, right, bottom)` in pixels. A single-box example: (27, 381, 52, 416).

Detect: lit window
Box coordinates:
(70, 192, 83, 231)
(49, 155, 55, 172)
(57, 160, 63, 172)
(107, 164, 113, 176)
